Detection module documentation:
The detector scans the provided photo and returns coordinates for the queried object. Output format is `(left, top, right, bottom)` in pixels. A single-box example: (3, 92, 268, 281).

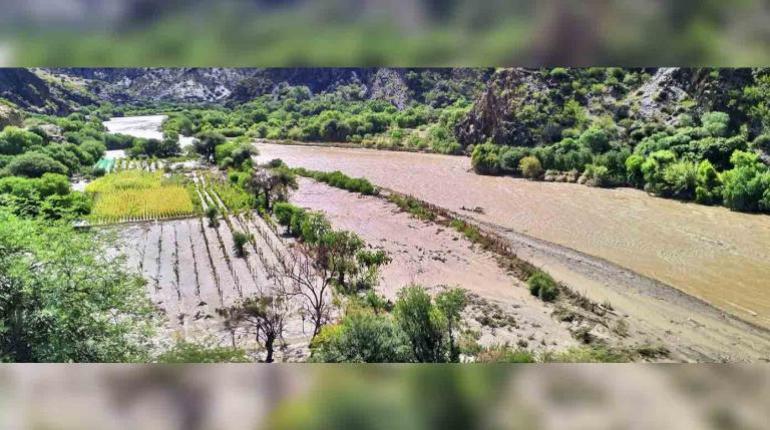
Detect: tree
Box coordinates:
(578, 126, 610, 153)
(625, 153, 645, 187)
(721, 150, 770, 212)
(471, 143, 502, 175)
(275, 243, 335, 339)
(434, 288, 467, 362)
(519, 155, 543, 179)
(193, 131, 226, 162)
(4, 152, 68, 178)
(394, 285, 449, 363)
(0, 211, 156, 362)
(701, 111, 730, 137)
(247, 167, 298, 210)
(0, 126, 43, 155)
(310, 310, 411, 363)
(662, 160, 698, 200)
(218, 295, 288, 363)
(695, 160, 722, 205)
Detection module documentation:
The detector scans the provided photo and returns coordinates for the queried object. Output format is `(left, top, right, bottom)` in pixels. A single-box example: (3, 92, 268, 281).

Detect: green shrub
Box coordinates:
(695, 160, 722, 205)
(205, 206, 219, 227)
(4, 152, 68, 178)
(519, 155, 543, 179)
(471, 143, 502, 175)
(232, 230, 252, 258)
(527, 271, 559, 302)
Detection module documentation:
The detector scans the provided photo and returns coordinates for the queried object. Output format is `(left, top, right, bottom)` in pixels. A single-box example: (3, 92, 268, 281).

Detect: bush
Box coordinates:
(232, 230, 252, 258)
(519, 156, 544, 179)
(695, 160, 721, 205)
(702, 111, 730, 137)
(753, 134, 770, 153)
(205, 206, 219, 227)
(527, 271, 559, 302)
(4, 152, 68, 177)
(273, 201, 303, 227)
(499, 147, 530, 173)
(0, 126, 44, 155)
(578, 126, 611, 153)
(310, 311, 410, 363)
(471, 143, 502, 175)
(580, 164, 611, 187)
(721, 151, 770, 212)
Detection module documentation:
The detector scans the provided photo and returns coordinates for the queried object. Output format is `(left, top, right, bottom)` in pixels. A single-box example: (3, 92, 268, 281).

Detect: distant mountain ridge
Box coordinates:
(46, 68, 492, 108)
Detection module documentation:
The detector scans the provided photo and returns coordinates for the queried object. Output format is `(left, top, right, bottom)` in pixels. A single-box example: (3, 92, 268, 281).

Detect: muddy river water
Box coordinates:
(255, 143, 770, 329)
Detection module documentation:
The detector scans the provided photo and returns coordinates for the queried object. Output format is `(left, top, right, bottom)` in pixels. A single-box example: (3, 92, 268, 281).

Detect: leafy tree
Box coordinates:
(247, 167, 298, 210)
(471, 143, 501, 175)
(310, 310, 411, 363)
(625, 153, 645, 187)
(662, 160, 698, 200)
(434, 288, 467, 362)
(578, 126, 611, 153)
(394, 285, 449, 363)
(3, 152, 68, 178)
(641, 150, 676, 195)
(701, 111, 730, 137)
(0, 126, 44, 155)
(193, 131, 226, 162)
(721, 150, 770, 212)
(695, 160, 722, 205)
(499, 147, 530, 173)
(0, 211, 156, 362)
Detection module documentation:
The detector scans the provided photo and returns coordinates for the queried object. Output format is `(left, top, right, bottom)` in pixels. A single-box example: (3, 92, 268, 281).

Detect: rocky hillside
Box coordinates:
(456, 67, 761, 148)
(0, 68, 96, 115)
(48, 68, 492, 108)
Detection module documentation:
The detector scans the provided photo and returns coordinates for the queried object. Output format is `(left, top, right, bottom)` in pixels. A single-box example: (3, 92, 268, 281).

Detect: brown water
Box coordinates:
(256, 143, 770, 328)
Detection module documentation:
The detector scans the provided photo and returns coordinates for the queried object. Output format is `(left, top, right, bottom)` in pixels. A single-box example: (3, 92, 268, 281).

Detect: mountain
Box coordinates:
(0, 68, 96, 115)
(455, 67, 759, 148)
(47, 68, 492, 108)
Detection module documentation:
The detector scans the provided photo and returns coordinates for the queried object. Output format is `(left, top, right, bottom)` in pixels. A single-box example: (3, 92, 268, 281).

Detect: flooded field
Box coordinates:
(256, 143, 770, 329)
(290, 178, 578, 351)
(113, 173, 310, 360)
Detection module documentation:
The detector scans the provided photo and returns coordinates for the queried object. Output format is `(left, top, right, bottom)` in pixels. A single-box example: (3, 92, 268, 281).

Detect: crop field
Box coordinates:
(87, 170, 197, 224)
(113, 172, 308, 359)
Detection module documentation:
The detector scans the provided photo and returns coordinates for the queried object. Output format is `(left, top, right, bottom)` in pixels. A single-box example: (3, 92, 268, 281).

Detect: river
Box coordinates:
(103, 114, 195, 151)
(255, 142, 770, 329)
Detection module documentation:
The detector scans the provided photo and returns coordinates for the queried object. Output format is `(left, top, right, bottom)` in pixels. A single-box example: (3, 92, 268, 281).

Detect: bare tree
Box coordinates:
(270, 242, 334, 340)
(218, 294, 288, 363)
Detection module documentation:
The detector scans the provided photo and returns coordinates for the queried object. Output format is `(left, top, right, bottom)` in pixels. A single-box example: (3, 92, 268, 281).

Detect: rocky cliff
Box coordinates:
(0, 68, 95, 115)
(455, 67, 759, 148)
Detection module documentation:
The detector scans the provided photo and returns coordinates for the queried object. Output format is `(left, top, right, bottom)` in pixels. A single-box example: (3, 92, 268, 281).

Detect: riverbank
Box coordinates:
(255, 141, 770, 361)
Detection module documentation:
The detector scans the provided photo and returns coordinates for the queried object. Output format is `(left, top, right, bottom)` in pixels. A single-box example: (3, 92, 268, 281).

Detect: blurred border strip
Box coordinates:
(2, 0, 770, 66)
(1, 364, 769, 429)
